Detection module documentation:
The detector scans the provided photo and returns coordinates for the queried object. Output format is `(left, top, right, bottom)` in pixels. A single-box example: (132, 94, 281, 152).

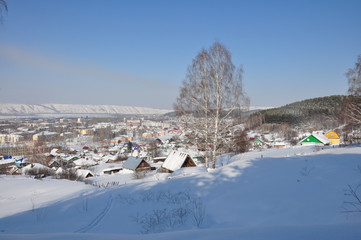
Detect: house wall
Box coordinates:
(135, 161, 151, 172)
(325, 131, 340, 144)
(329, 139, 340, 144)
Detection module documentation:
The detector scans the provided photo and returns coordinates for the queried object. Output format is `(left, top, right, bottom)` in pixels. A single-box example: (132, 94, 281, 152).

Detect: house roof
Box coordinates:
(73, 158, 97, 166)
(325, 131, 340, 139)
(77, 169, 94, 178)
(300, 134, 330, 144)
(252, 138, 264, 143)
(50, 148, 61, 156)
(122, 157, 144, 171)
(162, 151, 195, 172)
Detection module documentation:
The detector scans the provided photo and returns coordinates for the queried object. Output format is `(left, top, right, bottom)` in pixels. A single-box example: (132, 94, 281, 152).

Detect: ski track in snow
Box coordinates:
(75, 195, 113, 233)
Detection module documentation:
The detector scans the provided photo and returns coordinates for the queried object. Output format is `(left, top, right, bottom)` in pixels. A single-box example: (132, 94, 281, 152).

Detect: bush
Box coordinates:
(23, 165, 55, 179)
(56, 168, 79, 181)
(133, 171, 147, 180)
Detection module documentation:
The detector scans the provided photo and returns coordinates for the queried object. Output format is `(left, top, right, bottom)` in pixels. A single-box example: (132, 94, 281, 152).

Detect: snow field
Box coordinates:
(0, 145, 360, 239)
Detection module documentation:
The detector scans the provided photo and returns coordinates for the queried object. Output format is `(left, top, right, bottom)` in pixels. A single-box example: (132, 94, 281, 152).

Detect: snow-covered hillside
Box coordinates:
(0, 146, 361, 239)
(0, 103, 172, 117)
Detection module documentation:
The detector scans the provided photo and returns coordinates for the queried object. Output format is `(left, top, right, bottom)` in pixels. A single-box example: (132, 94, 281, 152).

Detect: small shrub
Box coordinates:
(133, 171, 147, 180)
(128, 190, 206, 234)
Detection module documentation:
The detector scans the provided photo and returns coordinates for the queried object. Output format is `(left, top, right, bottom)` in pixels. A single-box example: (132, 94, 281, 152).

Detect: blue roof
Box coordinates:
(123, 157, 144, 171)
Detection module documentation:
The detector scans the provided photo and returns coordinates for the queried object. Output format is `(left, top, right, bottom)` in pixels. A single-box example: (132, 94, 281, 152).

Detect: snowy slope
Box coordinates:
(0, 146, 361, 239)
(0, 103, 172, 117)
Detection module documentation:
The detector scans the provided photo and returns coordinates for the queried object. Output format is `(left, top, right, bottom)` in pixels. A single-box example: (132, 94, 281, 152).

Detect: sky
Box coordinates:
(0, 0, 360, 109)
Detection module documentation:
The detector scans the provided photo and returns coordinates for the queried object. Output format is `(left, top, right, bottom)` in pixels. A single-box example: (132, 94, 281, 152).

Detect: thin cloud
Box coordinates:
(0, 44, 168, 87)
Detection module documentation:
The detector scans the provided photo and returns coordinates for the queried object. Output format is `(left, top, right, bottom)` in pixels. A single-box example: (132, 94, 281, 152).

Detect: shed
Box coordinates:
(162, 151, 196, 173)
(325, 131, 340, 144)
(300, 134, 330, 146)
(122, 157, 151, 172)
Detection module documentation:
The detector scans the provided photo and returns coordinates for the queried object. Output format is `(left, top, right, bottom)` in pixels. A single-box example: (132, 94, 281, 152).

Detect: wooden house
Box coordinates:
(122, 157, 152, 172)
(325, 131, 340, 144)
(162, 151, 196, 173)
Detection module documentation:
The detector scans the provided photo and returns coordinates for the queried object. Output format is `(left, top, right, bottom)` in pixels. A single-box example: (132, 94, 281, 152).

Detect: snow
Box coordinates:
(0, 145, 361, 239)
(0, 176, 95, 219)
(73, 158, 97, 167)
(0, 159, 15, 165)
(0, 103, 172, 118)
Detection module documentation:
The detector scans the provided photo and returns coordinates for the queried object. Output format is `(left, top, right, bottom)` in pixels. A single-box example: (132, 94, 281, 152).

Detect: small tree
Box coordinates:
(344, 55, 361, 125)
(343, 184, 361, 214)
(347, 55, 361, 96)
(230, 130, 250, 154)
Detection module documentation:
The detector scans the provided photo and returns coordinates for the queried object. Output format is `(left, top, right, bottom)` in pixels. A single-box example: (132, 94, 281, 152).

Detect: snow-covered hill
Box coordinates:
(0, 146, 361, 239)
(0, 103, 172, 117)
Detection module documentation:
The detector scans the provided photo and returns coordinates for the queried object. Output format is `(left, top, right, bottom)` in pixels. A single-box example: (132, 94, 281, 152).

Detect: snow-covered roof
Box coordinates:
(315, 134, 331, 144)
(162, 151, 195, 172)
(101, 166, 123, 175)
(76, 169, 94, 178)
(33, 131, 58, 136)
(50, 148, 60, 156)
(0, 159, 15, 165)
(73, 158, 97, 167)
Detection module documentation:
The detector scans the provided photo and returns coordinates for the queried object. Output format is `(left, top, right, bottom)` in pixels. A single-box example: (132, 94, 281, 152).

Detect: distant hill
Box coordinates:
(257, 95, 345, 125)
(0, 103, 172, 118)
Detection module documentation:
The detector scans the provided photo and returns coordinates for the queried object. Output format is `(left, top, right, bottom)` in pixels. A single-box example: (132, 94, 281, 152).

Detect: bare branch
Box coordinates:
(174, 41, 249, 169)
(0, 0, 8, 24)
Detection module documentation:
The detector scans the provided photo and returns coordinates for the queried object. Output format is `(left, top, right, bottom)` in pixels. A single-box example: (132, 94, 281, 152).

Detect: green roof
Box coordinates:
(252, 138, 264, 143)
(301, 135, 323, 143)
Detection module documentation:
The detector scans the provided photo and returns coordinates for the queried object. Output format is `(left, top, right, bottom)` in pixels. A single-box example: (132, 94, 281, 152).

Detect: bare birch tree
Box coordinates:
(344, 54, 361, 125)
(174, 41, 249, 169)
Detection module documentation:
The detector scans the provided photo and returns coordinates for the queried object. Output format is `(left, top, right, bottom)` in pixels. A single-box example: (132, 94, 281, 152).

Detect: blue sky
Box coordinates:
(0, 0, 360, 109)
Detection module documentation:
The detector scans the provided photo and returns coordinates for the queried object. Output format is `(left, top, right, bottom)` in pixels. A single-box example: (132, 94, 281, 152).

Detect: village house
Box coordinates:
(162, 151, 196, 173)
(299, 134, 330, 146)
(325, 131, 340, 144)
(249, 137, 266, 149)
(122, 156, 152, 172)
